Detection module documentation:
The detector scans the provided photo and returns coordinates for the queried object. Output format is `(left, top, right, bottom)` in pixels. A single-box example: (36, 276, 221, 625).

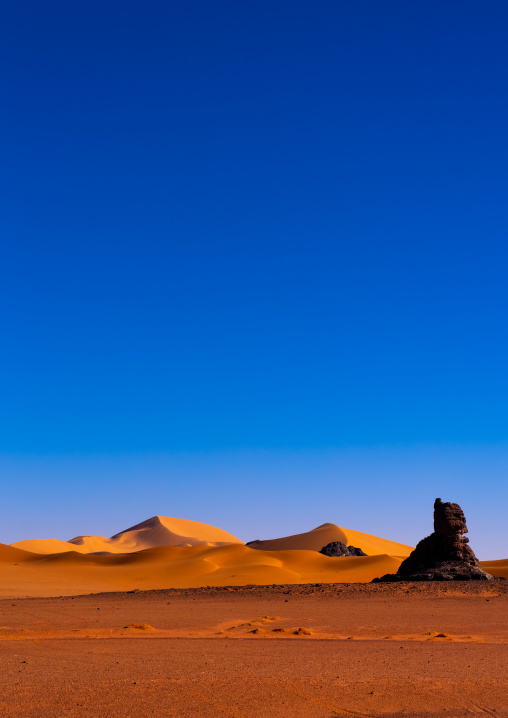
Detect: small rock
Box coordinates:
(319, 542, 367, 557)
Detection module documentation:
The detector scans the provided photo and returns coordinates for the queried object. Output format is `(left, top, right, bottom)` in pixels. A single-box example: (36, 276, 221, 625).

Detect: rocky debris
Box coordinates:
(373, 498, 496, 582)
(319, 541, 367, 557)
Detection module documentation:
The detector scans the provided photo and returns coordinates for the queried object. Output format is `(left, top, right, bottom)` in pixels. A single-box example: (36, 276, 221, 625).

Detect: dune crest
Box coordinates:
(247, 523, 348, 551)
(12, 516, 243, 555)
(247, 523, 414, 557)
(0, 541, 407, 597)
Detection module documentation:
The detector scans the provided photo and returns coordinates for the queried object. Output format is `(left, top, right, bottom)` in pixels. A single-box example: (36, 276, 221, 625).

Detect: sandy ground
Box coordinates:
(1, 582, 507, 717)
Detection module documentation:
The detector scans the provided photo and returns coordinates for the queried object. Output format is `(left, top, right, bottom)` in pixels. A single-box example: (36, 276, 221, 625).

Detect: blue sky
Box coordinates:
(1, 2, 507, 557)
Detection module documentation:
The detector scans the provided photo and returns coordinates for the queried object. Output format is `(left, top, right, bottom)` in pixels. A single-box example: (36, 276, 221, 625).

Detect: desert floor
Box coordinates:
(0, 582, 507, 717)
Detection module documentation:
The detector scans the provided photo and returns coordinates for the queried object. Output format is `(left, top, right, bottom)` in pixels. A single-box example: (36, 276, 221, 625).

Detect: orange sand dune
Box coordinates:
(248, 522, 414, 557)
(11, 517, 413, 558)
(1, 536, 507, 598)
(0, 541, 405, 597)
(480, 558, 508, 579)
(0, 544, 40, 562)
(12, 515, 243, 555)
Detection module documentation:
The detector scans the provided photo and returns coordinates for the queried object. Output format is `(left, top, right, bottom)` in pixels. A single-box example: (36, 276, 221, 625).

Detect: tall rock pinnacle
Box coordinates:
(373, 498, 495, 582)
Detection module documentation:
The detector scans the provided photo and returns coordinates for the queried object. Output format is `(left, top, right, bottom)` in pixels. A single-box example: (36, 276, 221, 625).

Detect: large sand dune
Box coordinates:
(0, 541, 405, 597)
(247, 522, 413, 557)
(12, 515, 243, 555)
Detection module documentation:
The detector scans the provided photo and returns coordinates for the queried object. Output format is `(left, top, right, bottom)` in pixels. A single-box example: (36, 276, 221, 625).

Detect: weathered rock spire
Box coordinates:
(373, 498, 495, 582)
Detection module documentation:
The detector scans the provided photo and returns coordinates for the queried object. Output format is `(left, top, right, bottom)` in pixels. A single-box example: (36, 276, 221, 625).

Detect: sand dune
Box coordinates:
(12, 517, 413, 558)
(10, 538, 83, 554)
(247, 522, 414, 557)
(2, 540, 506, 599)
(0, 541, 406, 597)
(0, 544, 39, 562)
(14, 515, 498, 566)
(12, 515, 243, 555)
(480, 558, 508, 579)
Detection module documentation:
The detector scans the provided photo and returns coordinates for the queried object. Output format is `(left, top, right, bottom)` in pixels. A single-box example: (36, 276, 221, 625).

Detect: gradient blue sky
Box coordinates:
(1, 2, 507, 558)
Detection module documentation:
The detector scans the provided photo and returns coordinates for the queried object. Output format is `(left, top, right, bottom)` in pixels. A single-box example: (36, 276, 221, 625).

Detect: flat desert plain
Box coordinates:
(1, 583, 507, 718)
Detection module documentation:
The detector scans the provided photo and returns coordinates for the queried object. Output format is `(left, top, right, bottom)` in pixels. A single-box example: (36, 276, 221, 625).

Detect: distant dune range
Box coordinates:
(12, 516, 244, 555)
(2, 516, 507, 598)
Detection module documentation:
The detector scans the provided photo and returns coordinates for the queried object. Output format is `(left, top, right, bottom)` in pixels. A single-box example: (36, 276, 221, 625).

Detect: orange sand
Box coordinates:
(2, 543, 506, 599)
(0, 542, 406, 597)
(248, 521, 414, 557)
(1, 583, 507, 717)
(12, 515, 243, 554)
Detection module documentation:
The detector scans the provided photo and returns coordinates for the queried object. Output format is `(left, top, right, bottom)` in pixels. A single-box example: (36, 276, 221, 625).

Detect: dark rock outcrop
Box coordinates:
(373, 498, 495, 582)
(319, 541, 367, 557)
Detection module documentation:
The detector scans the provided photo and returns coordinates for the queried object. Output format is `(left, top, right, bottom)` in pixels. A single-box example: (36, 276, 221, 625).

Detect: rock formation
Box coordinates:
(319, 541, 367, 557)
(373, 498, 495, 582)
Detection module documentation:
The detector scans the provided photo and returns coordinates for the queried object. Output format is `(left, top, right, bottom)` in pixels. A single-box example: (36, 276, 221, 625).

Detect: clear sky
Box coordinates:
(1, 2, 507, 558)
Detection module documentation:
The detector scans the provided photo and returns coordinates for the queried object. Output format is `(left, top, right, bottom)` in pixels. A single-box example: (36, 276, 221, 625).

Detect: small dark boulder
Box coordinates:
(319, 541, 367, 557)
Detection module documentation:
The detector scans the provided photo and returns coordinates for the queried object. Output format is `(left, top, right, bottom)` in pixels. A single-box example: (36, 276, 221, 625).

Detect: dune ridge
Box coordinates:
(1, 539, 506, 599)
(11, 518, 413, 558)
(0, 541, 406, 597)
(12, 515, 243, 555)
(247, 522, 414, 557)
